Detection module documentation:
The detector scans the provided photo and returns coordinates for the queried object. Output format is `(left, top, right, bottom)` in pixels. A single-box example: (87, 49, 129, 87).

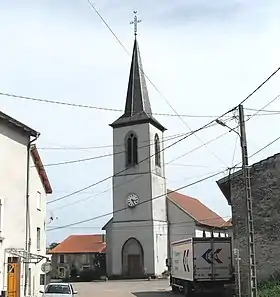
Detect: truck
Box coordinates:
(168, 237, 234, 296)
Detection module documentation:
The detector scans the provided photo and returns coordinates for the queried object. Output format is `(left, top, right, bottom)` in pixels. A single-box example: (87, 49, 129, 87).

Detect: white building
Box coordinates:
(103, 36, 231, 279)
(0, 111, 52, 297)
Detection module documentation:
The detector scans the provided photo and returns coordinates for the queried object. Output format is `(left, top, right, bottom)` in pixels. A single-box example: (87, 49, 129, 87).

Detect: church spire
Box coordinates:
(124, 11, 151, 117)
(110, 12, 165, 131)
(123, 37, 152, 117)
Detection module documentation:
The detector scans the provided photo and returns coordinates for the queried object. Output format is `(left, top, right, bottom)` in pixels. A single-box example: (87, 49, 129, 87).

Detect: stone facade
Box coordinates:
(217, 153, 280, 296)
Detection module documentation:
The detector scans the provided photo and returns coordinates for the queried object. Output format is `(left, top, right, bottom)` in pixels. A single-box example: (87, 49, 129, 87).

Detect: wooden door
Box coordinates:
(7, 257, 20, 297)
(128, 255, 142, 277)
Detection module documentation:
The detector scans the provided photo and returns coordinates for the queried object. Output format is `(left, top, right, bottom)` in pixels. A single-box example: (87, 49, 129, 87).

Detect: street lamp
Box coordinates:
(215, 119, 240, 136)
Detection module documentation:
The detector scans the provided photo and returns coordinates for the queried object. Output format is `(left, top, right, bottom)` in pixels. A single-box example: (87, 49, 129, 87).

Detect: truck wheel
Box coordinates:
(171, 285, 179, 293)
(183, 283, 192, 296)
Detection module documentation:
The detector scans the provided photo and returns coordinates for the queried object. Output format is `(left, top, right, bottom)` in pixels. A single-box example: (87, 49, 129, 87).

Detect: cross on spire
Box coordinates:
(130, 11, 142, 37)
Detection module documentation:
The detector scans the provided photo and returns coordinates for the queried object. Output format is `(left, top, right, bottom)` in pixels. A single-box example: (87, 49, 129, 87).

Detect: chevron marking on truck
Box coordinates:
(202, 248, 223, 264)
(183, 249, 190, 272)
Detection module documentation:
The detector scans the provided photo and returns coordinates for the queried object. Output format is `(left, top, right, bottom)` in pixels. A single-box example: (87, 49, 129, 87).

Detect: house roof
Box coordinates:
(0, 110, 39, 137)
(110, 38, 166, 132)
(220, 218, 232, 228)
(30, 144, 52, 194)
(167, 190, 228, 228)
(49, 234, 106, 254)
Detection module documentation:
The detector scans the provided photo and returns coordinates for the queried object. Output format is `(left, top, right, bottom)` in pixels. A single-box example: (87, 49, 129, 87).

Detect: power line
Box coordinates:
(47, 170, 225, 231)
(47, 109, 234, 205)
(37, 130, 195, 167)
(166, 130, 230, 165)
(239, 67, 280, 105)
(47, 217, 232, 231)
(86, 0, 129, 54)
(0, 92, 121, 112)
(46, 120, 217, 204)
(37, 121, 228, 151)
(245, 107, 280, 113)
(42, 95, 280, 178)
(50, 125, 280, 213)
(47, 63, 280, 204)
(47, 132, 280, 232)
(1, 89, 279, 123)
(168, 93, 280, 165)
(249, 135, 280, 159)
(247, 94, 280, 120)
(86, 2, 228, 169)
(38, 121, 223, 168)
(49, 169, 223, 211)
(0, 91, 222, 119)
(38, 132, 189, 150)
(86, 1, 280, 168)
(39, 120, 231, 168)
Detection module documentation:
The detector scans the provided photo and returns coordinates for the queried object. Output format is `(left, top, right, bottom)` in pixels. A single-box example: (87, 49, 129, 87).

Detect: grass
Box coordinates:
(259, 281, 280, 297)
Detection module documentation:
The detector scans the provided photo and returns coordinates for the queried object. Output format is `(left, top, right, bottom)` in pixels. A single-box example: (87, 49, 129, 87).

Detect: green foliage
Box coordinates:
(233, 280, 280, 297)
(259, 281, 280, 297)
(48, 242, 59, 250)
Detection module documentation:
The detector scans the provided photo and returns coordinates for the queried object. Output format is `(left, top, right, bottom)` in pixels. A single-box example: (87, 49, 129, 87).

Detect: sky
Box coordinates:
(1, 0, 280, 244)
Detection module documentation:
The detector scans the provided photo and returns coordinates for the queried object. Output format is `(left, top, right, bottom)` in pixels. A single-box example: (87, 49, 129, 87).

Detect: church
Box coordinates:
(102, 29, 231, 279)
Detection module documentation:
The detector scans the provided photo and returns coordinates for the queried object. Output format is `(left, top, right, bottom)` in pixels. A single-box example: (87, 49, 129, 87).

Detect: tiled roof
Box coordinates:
(49, 234, 106, 254)
(218, 218, 232, 228)
(167, 190, 227, 228)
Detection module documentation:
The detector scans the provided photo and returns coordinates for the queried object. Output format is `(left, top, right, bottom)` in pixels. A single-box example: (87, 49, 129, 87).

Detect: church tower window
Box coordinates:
(155, 134, 161, 167)
(126, 132, 138, 167)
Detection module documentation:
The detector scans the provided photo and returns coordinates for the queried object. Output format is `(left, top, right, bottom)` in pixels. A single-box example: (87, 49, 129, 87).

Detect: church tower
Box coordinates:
(107, 13, 168, 278)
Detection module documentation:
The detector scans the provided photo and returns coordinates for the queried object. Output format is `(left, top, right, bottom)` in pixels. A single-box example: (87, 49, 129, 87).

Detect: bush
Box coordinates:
(259, 281, 280, 297)
(78, 269, 105, 282)
(79, 269, 95, 282)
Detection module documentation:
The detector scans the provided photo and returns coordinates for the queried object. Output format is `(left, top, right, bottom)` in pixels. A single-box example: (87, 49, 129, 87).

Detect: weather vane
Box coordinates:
(130, 11, 142, 37)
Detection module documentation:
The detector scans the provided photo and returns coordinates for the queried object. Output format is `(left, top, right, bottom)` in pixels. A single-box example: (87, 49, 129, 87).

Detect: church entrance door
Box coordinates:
(122, 238, 144, 278)
(128, 254, 142, 277)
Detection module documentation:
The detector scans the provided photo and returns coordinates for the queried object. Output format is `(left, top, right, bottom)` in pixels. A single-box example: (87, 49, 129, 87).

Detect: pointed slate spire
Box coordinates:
(124, 39, 152, 117)
(110, 38, 165, 131)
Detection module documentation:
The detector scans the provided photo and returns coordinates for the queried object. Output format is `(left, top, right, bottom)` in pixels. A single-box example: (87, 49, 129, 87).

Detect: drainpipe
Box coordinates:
(24, 134, 39, 296)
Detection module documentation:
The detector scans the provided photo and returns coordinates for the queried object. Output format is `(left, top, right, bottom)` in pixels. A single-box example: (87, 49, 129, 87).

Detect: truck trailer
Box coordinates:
(169, 237, 234, 295)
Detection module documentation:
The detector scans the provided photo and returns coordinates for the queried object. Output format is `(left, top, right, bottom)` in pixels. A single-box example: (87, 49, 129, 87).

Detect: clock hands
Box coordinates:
(127, 194, 139, 208)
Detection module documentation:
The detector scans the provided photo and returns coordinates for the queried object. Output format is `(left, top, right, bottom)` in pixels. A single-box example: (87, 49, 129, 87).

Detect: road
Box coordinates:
(71, 279, 228, 297)
(72, 279, 171, 297)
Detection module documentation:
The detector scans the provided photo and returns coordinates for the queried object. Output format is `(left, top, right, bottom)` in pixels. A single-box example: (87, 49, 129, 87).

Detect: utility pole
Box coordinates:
(238, 104, 258, 297)
(234, 248, 241, 297)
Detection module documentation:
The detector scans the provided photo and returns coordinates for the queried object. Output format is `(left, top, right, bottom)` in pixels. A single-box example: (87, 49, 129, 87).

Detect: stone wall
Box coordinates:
(224, 154, 280, 296)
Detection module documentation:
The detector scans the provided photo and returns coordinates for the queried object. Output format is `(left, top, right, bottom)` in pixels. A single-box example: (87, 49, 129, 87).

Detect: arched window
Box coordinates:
(155, 134, 161, 167)
(126, 132, 138, 167)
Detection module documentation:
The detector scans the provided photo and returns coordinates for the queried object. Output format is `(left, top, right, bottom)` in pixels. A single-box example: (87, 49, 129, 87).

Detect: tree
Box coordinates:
(49, 242, 59, 250)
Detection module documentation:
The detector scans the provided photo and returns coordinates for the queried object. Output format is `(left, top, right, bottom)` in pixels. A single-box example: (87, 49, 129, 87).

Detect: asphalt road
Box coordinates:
(72, 279, 171, 297)
(71, 280, 229, 297)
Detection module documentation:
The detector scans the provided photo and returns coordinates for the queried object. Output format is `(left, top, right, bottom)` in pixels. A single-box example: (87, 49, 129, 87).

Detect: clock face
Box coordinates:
(127, 193, 139, 208)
